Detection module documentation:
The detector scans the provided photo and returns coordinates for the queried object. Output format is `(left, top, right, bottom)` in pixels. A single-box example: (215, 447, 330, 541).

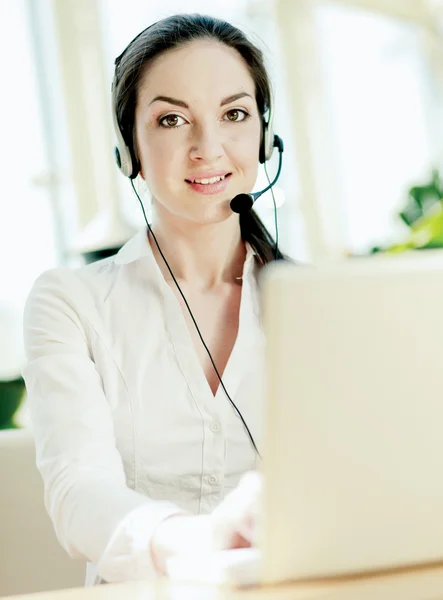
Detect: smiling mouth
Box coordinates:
(185, 173, 232, 185)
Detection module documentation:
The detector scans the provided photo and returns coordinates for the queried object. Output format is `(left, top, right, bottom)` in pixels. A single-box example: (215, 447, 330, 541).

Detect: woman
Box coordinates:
(22, 13, 283, 585)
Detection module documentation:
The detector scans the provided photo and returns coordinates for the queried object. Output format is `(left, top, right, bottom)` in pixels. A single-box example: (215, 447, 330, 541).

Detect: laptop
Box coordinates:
(167, 252, 443, 586)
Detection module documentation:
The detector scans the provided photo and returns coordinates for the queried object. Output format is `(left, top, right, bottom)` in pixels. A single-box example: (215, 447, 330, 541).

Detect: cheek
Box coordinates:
(228, 122, 262, 163)
(143, 132, 173, 164)
(139, 131, 183, 188)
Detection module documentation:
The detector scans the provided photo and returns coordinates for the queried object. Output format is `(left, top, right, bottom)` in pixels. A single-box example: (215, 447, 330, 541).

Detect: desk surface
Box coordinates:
(6, 564, 443, 600)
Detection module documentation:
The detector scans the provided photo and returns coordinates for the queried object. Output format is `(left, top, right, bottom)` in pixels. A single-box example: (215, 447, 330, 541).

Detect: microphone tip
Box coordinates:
(230, 193, 254, 214)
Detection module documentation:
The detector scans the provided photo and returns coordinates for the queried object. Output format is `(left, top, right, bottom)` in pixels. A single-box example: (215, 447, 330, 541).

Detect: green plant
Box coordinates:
(0, 377, 25, 429)
(371, 169, 443, 254)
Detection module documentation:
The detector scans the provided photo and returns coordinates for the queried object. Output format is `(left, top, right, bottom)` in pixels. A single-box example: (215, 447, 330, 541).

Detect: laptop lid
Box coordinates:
(260, 254, 443, 584)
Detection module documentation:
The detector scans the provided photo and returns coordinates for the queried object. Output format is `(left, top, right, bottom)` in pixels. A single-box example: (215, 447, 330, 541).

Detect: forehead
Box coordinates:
(137, 40, 256, 107)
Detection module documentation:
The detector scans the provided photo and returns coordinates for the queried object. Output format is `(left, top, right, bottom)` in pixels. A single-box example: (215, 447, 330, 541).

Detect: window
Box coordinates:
(0, 0, 58, 310)
(315, 2, 441, 255)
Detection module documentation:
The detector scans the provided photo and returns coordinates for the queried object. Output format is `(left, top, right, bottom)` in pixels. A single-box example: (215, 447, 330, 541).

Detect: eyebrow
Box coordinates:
(149, 92, 253, 108)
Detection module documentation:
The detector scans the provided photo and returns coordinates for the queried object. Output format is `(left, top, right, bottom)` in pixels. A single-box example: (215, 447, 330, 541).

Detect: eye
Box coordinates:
(224, 109, 249, 122)
(159, 114, 187, 128)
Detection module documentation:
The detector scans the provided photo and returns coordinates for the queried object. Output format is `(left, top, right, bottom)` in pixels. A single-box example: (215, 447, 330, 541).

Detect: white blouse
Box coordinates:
(22, 229, 265, 585)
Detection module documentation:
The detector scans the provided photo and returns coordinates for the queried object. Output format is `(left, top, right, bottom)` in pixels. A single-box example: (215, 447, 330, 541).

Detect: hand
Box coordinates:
(211, 470, 262, 550)
(150, 471, 262, 575)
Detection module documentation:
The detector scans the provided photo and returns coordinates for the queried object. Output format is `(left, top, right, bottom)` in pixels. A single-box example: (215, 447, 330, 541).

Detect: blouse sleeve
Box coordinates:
(22, 268, 185, 583)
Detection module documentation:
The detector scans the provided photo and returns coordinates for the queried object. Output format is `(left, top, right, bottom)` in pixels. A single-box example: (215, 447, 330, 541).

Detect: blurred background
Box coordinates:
(2, 0, 443, 428)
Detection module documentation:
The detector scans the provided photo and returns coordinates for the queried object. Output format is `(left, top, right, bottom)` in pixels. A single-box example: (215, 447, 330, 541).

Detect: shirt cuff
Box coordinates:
(96, 501, 186, 582)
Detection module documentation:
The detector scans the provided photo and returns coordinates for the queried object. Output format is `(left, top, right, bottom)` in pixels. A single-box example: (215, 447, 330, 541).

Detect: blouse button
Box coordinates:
(208, 475, 219, 485)
(210, 422, 220, 433)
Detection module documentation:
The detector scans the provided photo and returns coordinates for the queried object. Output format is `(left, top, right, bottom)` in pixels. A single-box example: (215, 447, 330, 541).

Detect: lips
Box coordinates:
(185, 173, 232, 195)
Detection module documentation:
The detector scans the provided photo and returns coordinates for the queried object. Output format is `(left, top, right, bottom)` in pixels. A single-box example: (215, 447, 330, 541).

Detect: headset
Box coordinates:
(111, 22, 285, 458)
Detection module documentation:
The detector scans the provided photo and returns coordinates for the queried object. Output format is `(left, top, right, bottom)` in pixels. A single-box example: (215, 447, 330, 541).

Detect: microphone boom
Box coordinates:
(230, 135, 284, 215)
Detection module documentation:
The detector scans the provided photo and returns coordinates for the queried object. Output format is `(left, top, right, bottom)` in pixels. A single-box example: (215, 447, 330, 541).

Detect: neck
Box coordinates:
(149, 209, 247, 289)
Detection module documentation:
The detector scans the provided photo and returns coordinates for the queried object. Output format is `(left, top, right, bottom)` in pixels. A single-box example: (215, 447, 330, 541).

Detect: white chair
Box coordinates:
(0, 428, 85, 596)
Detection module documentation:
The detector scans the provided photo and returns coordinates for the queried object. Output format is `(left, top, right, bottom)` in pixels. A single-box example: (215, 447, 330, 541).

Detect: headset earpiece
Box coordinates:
(111, 76, 140, 179)
(259, 94, 276, 164)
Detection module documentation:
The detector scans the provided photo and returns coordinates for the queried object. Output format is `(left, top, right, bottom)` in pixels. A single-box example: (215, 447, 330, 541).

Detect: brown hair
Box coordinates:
(113, 13, 284, 263)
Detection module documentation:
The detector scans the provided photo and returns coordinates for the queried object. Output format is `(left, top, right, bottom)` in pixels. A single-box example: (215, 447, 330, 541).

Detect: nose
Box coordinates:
(189, 121, 224, 163)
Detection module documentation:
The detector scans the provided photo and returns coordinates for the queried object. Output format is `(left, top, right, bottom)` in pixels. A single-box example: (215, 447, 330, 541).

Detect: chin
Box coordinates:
(187, 200, 237, 225)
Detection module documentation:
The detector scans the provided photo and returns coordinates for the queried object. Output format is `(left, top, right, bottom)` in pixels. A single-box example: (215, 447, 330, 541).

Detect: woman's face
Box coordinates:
(135, 40, 262, 225)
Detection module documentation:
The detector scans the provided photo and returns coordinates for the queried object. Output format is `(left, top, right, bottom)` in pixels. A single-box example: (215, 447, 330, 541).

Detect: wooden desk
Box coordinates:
(6, 564, 443, 600)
